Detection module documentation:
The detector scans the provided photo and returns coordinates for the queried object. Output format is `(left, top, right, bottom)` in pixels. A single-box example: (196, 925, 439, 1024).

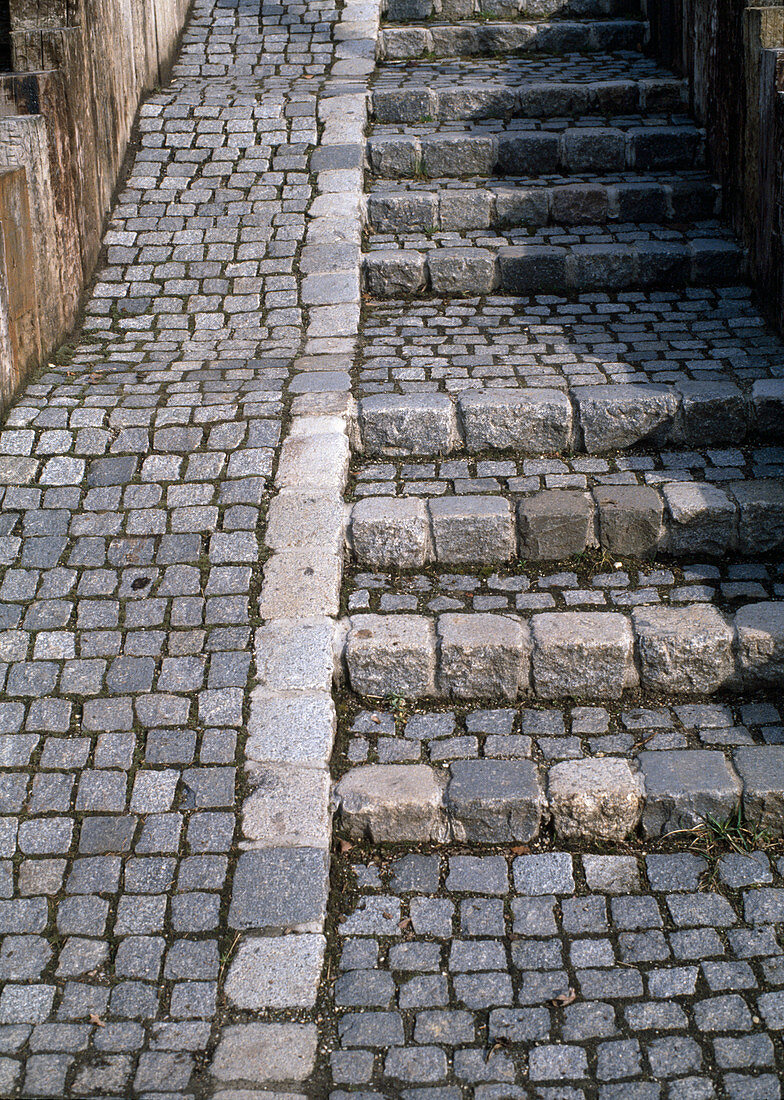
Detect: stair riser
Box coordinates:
(363, 241, 743, 299)
(371, 80, 687, 122)
(356, 381, 784, 456)
(342, 603, 784, 701)
(367, 181, 721, 232)
(386, 0, 642, 25)
(380, 20, 646, 58)
(349, 484, 784, 567)
(368, 130, 705, 179)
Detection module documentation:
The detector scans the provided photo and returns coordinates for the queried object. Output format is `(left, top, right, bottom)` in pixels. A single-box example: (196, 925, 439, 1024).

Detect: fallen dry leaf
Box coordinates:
(551, 987, 577, 1007)
(89, 1014, 106, 1028)
(511, 844, 530, 856)
(338, 839, 353, 854)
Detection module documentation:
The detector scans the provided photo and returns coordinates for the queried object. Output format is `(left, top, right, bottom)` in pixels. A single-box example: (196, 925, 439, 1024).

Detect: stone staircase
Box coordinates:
(333, 0, 784, 852)
(362, 0, 746, 297)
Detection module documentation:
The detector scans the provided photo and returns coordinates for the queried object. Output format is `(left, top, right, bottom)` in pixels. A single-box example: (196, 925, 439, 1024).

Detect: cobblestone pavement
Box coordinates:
(357, 291, 782, 395)
(0, 0, 347, 1093)
(325, 848, 784, 1098)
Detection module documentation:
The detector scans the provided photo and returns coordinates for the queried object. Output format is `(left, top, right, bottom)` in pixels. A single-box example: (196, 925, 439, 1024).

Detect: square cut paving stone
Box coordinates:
(638, 751, 742, 837)
(333, 764, 448, 843)
(734, 602, 784, 687)
(547, 758, 644, 843)
(350, 497, 431, 568)
(359, 393, 459, 454)
(255, 618, 338, 695)
(632, 604, 736, 695)
(661, 481, 737, 558)
(531, 612, 638, 700)
(429, 495, 515, 564)
(258, 549, 342, 619)
(513, 852, 575, 894)
(210, 1023, 318, 1084)
(517, 490, 596, 561)
(346, 614, 437, 698)
(227, 848, 329, 932)
(437, 613, 530, 700)
(729, 479, 784, 554)
(733, 747, 784, 835)
(274, 432, 350, 492)
(447, 759, 546, 843)
(242, 765, 330, 848)
(264, 491, 346, 555)
(573, 384, 680, 452)
(246, 691, 336, 767)
(224, 934, 326, 1009)
(456, 388, 573, 452)
(593, 485, 664, 559)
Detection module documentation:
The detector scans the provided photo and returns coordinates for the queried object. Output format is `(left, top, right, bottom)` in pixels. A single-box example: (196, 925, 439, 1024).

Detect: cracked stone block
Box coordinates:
(531, 612, 638, 699)
(427, 247, 499, 296)
(363, 251, 427, 298)
(574, 384, 679, 452)
(518, 491, 596, 560)
(734, 602, 784, 687)
(661, 481, 737, 557)
(447, 759, 546, 843)
(351, 497, 431, 568)
(593, 485, 663, 558)
(345, 614, 437, 698)
(437, 613, 530, 700)
(733, 747, 784, 836)
(676, 380, 748, 445)
(547, 758, 644, 842)
(753, 379, 784, 439)
(211, 1023, 317, 1084)
(729, 480, 784, 555)
(359, 393, 459, 455)
(429, 495, 515, 564)
(633, 604, 736, 695)
(225, 935, 326, 1009)
(458, 388, 572, 452)
(242, 765, 330, 848)
(638, 750, 742, 836)
(334, 764, 447, 842)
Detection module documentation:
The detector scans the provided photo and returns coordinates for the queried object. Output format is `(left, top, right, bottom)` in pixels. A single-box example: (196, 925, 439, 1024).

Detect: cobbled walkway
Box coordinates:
(2, 0, 784, 1093)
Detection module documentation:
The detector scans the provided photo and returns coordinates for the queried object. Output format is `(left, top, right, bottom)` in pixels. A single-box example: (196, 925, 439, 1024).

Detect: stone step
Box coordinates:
(379, 19, 646, 58)
(367, 124, 705, 179)
(339, 601, 784, 701)
(362, 231, 743, 299)
(354, 380, 784, 454)
(348, 478, 784, 566)
(366, 174, 720, 232)
(386, 0, 641, 26)
(333, 746, 784, 843)
(371, 76, 687, 122)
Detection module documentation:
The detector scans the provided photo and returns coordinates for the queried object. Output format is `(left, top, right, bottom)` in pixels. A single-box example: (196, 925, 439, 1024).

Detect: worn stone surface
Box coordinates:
(211, 1023, 318, 1084)
(437, 613, 530, 700)
(429, 494, 516, 564)
(734, 747, 784, 835)
(447, 759, 546, 843)
(639, 750, 743, 836)
(334, 764, 448, 842)
(532, 612, 638, 699)
(633, 604, 737, 695)
(346, 614, 437, 698)
(224, 935, 326, 1010)
(351, 496, 431, 567)
(548, 758, 644, 841)
(735, 602, 784, 686)
(518, 490, 596, 560)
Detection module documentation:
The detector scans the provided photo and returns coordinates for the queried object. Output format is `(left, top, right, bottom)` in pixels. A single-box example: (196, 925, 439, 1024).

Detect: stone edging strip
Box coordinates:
(209, 0, 381, 1089)
(340, 603, 784, 701)
(333, 746, 784, 845)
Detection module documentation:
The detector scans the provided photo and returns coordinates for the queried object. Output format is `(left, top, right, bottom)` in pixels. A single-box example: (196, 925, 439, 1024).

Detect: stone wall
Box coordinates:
(0, 0, 191, 412)
(647, 0, 784, 329)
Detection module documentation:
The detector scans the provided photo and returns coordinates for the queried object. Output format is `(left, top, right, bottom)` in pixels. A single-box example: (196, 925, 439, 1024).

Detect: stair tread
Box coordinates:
(373, 52, 675, 84)
(370, 117, 699, 134)
(365, 221, 738, 248)
(368, 170, 717, 190)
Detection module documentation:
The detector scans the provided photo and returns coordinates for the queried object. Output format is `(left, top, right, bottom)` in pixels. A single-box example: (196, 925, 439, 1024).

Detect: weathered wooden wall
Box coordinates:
(647, 0, 784, 330)
(0, 0, 191, 412)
